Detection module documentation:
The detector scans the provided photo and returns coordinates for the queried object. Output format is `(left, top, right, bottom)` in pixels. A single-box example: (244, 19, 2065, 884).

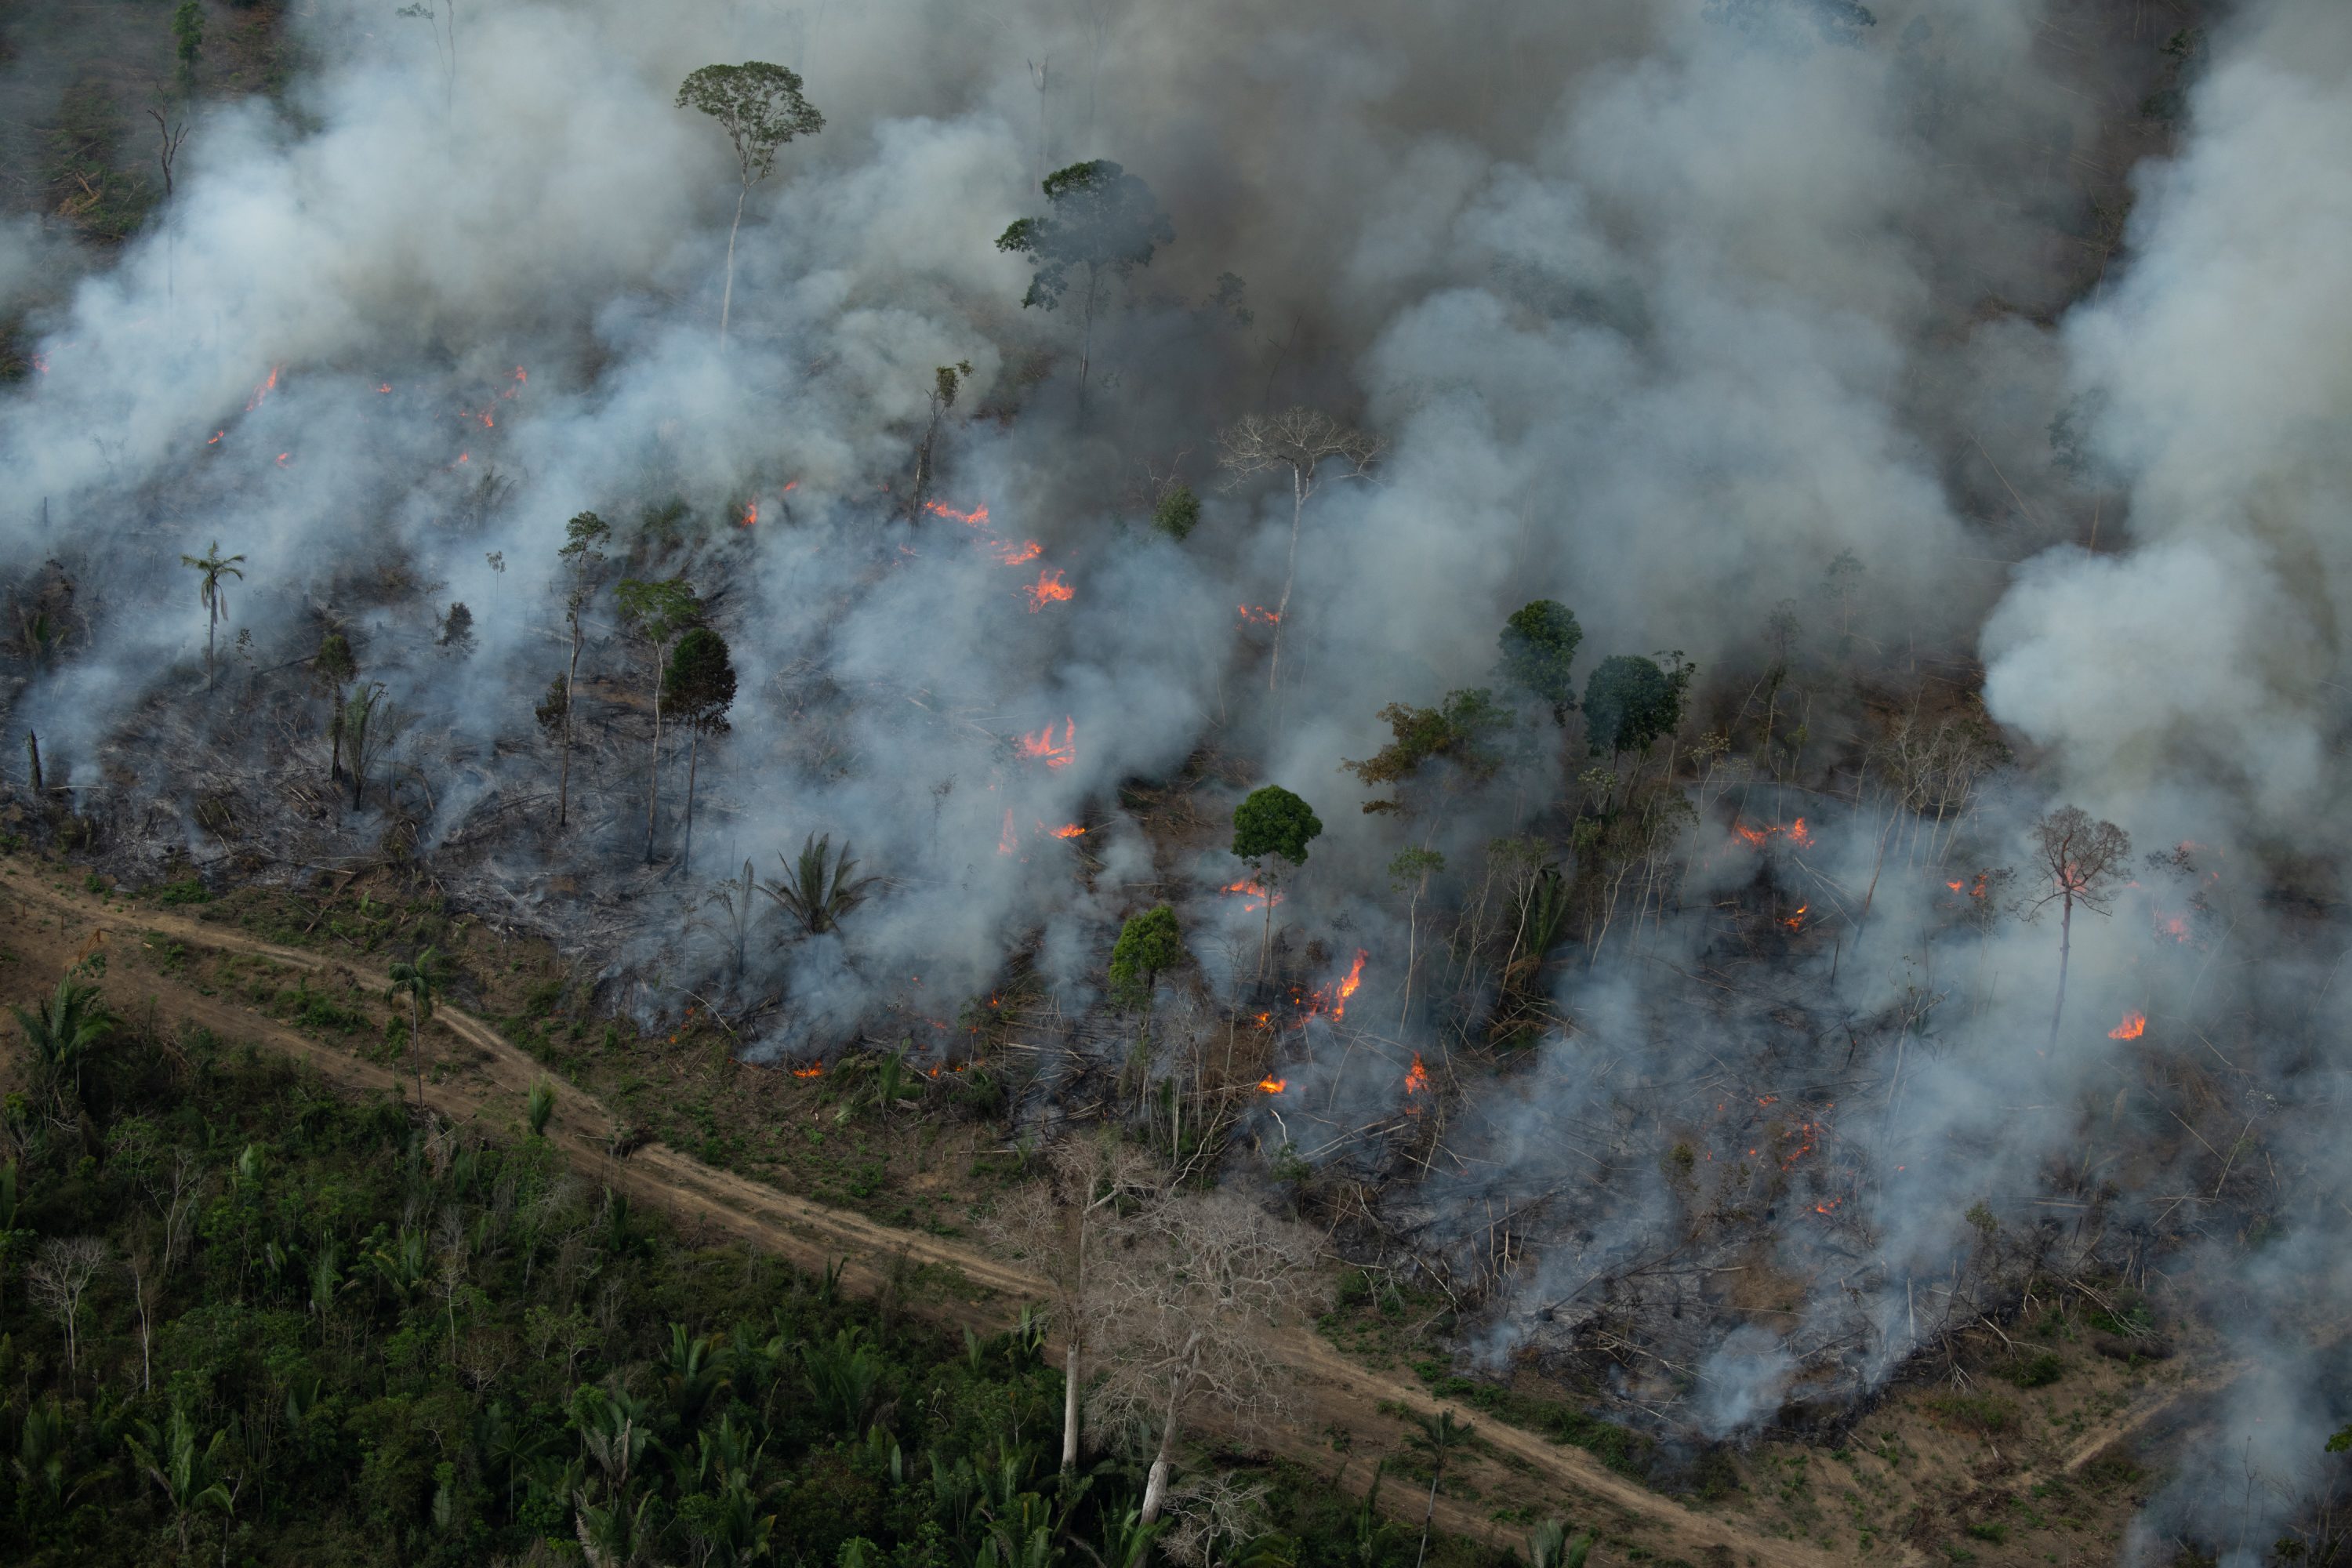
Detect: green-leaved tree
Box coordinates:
(552, 510, 611, 829)
(996, 160, 1173, 411)
(1497, 600, 1582, 724)
(180, 541, 245, 691)
(676, 64, 825, 347)
(663, 626, 737, 872)
(1231, 786, 1322, 978)
(615, 576, 699, 862)
(387, 946, 451, 1108)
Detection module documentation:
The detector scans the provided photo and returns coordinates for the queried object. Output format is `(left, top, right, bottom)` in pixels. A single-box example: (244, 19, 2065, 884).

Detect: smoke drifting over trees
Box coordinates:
(5, 0, 2352, 1555)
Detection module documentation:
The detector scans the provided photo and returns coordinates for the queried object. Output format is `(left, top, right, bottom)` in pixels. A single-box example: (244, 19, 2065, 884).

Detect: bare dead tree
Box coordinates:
(30, 1235, 107, 1377)
(1091, 1189, 1323, 1523)
(983, 1133, 1163, 1472)
(1160, 1471, 1274, 1566)
(1216, 408, 1381, 692)
(2022, 805, 2131, 1050)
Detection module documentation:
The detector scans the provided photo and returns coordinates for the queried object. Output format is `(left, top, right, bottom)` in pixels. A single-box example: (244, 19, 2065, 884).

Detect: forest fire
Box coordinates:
(1015, 718, 1076, 768)
(1048, 823, 1086, 839)
(1733, 817, 1813, 850)
(1025, 569, 1074, 612)
(1780, 904, 1808, 931)
(1257, 1077, 1287, 1094)
(790, 1063, 824, 1079)
(1403, 1054, 1430, 1098)
(923, 499, 989, 528)
(1238, 604, 1280, 626)
(1220, 878, 1280, 913)
(993, 539, 1043, 565)
(2109, 1010, 2147, 1040)
(245, 365, 281, 411)
(741, 501, 758, 528)
(1315, 949, 1369, 1022)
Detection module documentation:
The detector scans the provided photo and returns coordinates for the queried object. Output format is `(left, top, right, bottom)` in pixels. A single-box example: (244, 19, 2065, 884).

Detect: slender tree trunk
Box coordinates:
(412, 995, 424, 1105)
(205, 601, 217, 690)
(1399, 882, 1422, 1030)
(1267, 469, 1306, 692)
(644, 645, 666, 863)
(1077, 263, 1098, 415)
(328, 700, 343, 782)
(719, 182, 747, 348)
(1258, 873, 1276, 983)
(2047, 891, 2074, 1050)
(1416, 1457, 1442, 1568)
(558, 617, 583, 827)
(1139, 1381, 1182, 1525)
(682, 727, 702, 873)
(1061, 1341, 1082, 1470)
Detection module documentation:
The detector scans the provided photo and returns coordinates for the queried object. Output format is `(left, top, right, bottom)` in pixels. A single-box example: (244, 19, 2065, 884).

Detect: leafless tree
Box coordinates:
(985, 1134, 1163, 1472)
(1216, 408, 1381, 691)
(127, 1251, 157, 1392)
(2022, 805, 2131, 1049)
(1160, 1470, 1273, 1566)
(30, 1236, 107, 1376)
(1091, 1189, 1324, 1523)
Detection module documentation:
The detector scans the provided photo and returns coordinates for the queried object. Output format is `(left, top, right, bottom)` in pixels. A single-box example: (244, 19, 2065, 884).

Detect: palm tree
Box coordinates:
(386, 947, 451, 1107)
(179, 541, 245, 690)
(125, 1405, 236, 1559)
(1527, 1520, 1593, 1568)
(13, 977, 113, 1116)
(763, 833, 877, 936)
(1406, 1409, 1472, 1568)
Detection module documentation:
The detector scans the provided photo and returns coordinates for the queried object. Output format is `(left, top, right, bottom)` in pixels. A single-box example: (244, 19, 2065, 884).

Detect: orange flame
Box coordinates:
(993, 539, 1043, 566)
(1220, 878, 1281, 913)
(500, 366, 528, 398)
(741, 501, 758, 529)
(2154, 912, 2190, 943)
(376, 383, 393, 394)
(1780, 904, 1807, 931)
(1947, 880, 1966, 894)
(275, 453, 290, 468)
(1049, 823, 1087, 839)
(1404, 1054, 1430, 1096)
(791, 1063, 824, 1079)
(1788, 817, 1813, 848)
(2108, 1010, 2147, 1040)
(1733, 818, 1815, 851)
(1238, 604, 1281, 626)
(205, 431, 223, 447)
(1016, 717, 1076, 769)
(1025, 569, 1075, 612)
(782, 480, 797, 493)
(924, 500, 991, 528)
(1327, 949, 1367, 1022)
(244, 365, 281, 412)
(1258, 1077, 1287, 1094)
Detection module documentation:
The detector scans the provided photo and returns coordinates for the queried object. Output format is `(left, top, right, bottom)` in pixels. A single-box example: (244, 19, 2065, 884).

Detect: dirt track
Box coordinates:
(1, 866, 1889, 1567)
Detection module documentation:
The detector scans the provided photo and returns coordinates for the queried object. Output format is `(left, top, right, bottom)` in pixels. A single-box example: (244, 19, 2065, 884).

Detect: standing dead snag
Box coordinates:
(1215, 409, 1381, 692)
(552, 511, 609, 829)
(1092, 1189, 1323, 1524)
(982, 1134, 1163, 1472)
(2023, 804, 2131, 1049)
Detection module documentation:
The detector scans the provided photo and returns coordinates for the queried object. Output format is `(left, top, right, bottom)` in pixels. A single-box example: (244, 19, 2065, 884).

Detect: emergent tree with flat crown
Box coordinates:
(677, 63, 825, 348)
(996, 160, 1172, 412)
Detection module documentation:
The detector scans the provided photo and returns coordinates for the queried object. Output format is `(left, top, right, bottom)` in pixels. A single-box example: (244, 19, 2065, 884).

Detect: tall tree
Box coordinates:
(982, 1134, 1163, 1473)
(996, 160, 1173, 412)
(311, 631, 356, 783)
(676, 64, 826, 348)
(2023, 806, 2131, 1049)
(342, 682, 401, 811)
(13, 977, 113, 1120)
(1108, 904, 1185, 1053)
(909, 360, 973, 520)
(387, 946, 452, 1109)
(1497, 600, 1582, 724)
(1581, 653, 1694, 760)
(614, 576, 699, 863)
(553, 511, 611, 830)
(1215, 409, 1381, 692)
(180, 541, 245, 691)
(1230, 786, 1323, 979)
(1094, 1191, 1322, 1525)
(662, 626, 737, 873)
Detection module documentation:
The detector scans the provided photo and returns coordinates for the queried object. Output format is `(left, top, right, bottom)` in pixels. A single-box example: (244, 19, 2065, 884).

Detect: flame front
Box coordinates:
(993, 539, 1043, 565)
(791, 1063, 824, 1079)
(1238, 604, 1280, 626)
(1025, 569, 1075, 612)
(245, 365, 281, 412)
(1220, 878, 1280, 913)
(1404, 1054, 1430, 1097)
(2108, 1010, 2147, 1040)
(1257, 1077, 1287, 1094)
(1049, 822, 1087, 839)
(1780, 904, 1807, 931)
(1016, 717, 1076, 769)
(741, 501, 758, 529)
(1734, 818, 1815, 850)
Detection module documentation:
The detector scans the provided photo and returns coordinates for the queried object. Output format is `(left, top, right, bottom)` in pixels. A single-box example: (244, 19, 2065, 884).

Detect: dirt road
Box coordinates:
(0, 865, 1879, 1567)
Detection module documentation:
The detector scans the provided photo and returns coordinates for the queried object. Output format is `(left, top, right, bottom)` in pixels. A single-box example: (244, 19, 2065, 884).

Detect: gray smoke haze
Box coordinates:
(2, 0, 2346, 1552)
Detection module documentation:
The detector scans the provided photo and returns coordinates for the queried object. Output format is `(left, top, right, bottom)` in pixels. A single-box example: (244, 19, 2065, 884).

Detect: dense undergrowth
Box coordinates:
(0, 1002, 1515, 1568)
